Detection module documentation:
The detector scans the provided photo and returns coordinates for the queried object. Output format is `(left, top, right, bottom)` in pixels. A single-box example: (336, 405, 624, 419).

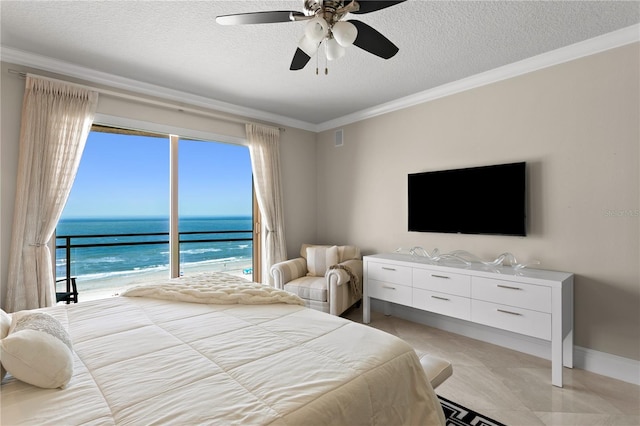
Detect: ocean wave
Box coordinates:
(181, 256, 240, 268)
(159, 248, 223, 256)
(181, 247, 223, 255)
(84, 256, 125, 264)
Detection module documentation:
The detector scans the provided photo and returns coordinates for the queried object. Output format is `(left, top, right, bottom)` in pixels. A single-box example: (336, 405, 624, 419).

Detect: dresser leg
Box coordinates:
(363, 296, 371, 324)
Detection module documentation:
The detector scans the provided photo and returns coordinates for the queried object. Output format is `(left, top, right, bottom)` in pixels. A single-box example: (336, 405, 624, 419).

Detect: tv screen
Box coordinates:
(408, 162, 526, 236)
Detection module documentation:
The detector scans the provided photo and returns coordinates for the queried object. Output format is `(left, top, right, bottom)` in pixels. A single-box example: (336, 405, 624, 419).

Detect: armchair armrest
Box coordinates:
(327, 259, 363, 287)
(327, 259, 363, 315)
(270, 257, 307, 290)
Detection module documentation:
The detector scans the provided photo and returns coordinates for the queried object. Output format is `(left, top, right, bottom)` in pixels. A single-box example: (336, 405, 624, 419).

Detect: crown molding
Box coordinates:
(316, 24, 640, 132)
(2, 23, 638, 134)
(0, 46, 318, 132)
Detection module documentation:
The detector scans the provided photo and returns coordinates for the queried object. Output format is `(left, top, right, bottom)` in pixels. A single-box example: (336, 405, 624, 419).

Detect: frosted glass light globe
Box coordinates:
(326, 38, 345, 60)
(305, 17, 329, 42)
(332, 21, 358, 47)
(298, 35, 319, 56)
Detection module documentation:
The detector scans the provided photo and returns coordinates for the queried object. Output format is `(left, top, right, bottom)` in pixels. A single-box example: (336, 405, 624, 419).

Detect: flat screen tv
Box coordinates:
(408, 162, 526, 236)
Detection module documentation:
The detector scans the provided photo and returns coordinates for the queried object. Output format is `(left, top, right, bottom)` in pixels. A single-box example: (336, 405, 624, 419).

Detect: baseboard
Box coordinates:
(573, 346, 640, 386)
(370, 300, 640, 386)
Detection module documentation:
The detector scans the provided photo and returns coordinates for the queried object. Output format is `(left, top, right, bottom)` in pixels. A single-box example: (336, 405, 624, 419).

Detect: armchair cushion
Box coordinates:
(306, 245, 338, 277)
(284, 276, 327, 302)
(300, 244, 361, 263)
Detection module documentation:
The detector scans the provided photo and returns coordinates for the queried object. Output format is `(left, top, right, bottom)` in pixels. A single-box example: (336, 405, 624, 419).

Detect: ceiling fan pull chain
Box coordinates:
(324, 42, 329, 75)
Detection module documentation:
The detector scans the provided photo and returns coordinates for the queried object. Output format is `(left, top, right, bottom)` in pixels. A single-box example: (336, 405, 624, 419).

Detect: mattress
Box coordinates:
(1, 273, 445, 425)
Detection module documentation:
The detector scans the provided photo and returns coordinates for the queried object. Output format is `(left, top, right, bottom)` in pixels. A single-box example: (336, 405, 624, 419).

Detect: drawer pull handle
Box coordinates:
(382, 267, 396, 271)
(497, 284, 522, 290)
(497, 309, 522, 316)
(382, 285, 396, 290)
(431, 274, 450, 279)
(431, 296, 450, 301)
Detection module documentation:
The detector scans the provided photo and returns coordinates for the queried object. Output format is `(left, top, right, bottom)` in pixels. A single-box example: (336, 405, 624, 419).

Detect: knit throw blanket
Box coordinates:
(121, 272, 304, 306)
(328, 264, 362, 299)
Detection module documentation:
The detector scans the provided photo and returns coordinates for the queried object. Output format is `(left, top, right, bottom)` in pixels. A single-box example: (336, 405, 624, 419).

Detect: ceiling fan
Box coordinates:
(216, 0, 406, 71)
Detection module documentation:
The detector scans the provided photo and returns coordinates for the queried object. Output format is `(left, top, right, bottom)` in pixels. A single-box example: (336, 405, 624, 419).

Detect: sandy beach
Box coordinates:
(69, 259, 254, 303)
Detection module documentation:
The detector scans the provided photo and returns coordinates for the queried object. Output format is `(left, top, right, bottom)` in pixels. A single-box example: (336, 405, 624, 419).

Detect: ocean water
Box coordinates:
(56, 217, 253, 287)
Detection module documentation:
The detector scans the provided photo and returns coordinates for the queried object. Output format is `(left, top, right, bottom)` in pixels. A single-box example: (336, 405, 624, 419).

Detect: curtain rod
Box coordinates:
(7, 69, 284, 132)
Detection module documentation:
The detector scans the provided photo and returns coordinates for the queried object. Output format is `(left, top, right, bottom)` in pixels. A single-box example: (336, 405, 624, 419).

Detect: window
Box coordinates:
(56, 126, 258, 301)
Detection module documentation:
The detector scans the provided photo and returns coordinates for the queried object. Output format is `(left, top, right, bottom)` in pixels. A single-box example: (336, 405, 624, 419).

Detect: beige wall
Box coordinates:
(0, 62, 318, 305)
(316, 43, 640, 361)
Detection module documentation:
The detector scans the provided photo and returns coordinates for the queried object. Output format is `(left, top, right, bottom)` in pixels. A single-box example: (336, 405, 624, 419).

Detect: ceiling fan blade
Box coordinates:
(290, 48, 312, 70)
(350, 0, 406, 14)
(348, 20, 399, 59)
(216, 11, 304, 25)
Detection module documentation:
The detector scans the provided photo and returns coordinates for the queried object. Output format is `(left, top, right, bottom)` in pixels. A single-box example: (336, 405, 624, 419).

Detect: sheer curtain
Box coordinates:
(5, 76, 98, 312)
(246, 123, 287, 285)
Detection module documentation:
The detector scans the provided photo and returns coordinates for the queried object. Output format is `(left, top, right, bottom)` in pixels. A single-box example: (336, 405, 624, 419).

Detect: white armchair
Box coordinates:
(270, 244, 363, 316)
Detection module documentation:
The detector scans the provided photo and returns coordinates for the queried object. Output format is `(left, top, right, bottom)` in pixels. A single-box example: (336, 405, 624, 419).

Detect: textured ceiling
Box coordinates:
(1, 1, 639, 128)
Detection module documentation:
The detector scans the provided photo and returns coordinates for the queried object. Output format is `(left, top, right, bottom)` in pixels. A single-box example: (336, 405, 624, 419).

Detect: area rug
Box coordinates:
(438, 395, 507, 426)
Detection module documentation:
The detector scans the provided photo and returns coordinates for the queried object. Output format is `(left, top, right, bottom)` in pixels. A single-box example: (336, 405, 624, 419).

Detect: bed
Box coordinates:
(1, 272, 446, 425)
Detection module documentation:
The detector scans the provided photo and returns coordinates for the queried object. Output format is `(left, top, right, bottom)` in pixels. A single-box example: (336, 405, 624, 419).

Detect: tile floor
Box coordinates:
(343, 307, 640, 426)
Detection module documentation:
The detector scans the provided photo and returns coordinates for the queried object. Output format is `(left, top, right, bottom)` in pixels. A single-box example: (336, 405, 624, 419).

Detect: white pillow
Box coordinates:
(300, 243, 330, 259)
(0, 310, 10, 338)
(306, 245, 339, 277)
(0, 311, 73, 388)
(0, 309, 11, 381)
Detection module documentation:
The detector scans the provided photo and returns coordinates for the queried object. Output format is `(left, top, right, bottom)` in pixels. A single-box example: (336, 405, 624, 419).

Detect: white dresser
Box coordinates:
(363, 253, 574, 387)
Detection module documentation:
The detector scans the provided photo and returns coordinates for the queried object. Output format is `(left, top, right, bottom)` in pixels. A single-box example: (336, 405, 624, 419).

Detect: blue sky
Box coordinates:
(61, 131, 252, 218)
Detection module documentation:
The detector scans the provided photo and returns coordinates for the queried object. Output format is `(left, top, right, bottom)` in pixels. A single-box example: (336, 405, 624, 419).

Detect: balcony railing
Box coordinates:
(55, 229, 253, 288)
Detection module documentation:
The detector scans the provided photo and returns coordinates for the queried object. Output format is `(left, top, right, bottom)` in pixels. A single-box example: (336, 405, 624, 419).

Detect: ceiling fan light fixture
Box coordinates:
(326, 37, 345, 61)
(332, 21, 358, 47)
(304, 16, 329, 42)
(216, 0, 407, 71)
(298, 35, 319, 56)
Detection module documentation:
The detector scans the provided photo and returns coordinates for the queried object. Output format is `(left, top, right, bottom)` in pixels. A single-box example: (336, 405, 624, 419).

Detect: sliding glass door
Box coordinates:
(56, 126, 256, 301)
(178, 139, 254, 279)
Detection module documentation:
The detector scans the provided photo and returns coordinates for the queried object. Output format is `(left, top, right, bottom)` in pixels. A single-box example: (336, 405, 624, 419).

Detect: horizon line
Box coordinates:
(59, 215, 253, 221)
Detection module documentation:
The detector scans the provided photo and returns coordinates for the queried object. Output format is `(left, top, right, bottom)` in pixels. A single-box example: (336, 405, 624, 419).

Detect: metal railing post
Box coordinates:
(65, 236, 72, 286)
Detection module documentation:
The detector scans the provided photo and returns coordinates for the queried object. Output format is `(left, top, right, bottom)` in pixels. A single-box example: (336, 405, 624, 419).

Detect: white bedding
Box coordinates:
(1, 273, 445, 425)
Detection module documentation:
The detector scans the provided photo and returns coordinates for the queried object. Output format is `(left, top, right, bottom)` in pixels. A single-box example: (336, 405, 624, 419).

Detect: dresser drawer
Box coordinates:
(413, 269, 471, 297)
(413, 289, 470, 320)
(471, 299, 551, 340)
(367, 262, 412, 286)
(471, 277, 551, 313)
(368, 279, 412, 306)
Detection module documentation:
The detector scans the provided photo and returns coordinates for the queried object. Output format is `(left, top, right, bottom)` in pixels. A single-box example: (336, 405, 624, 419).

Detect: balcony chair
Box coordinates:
(56, 277, 78, 304)
(270, 244, 362, 316)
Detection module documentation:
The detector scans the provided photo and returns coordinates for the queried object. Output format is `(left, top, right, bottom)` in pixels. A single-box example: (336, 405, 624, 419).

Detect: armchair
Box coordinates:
(270, 244, 363, 316)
